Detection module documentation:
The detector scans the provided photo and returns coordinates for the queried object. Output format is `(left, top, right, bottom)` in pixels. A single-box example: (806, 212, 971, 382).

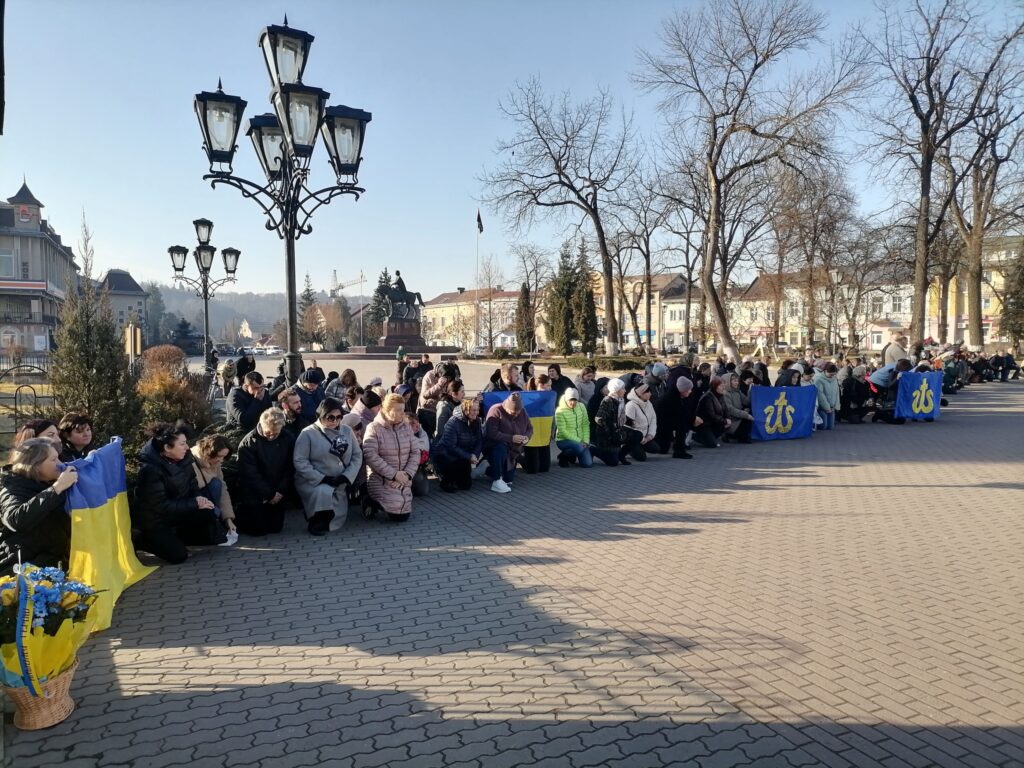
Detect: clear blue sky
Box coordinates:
(2, 0, 873, 300)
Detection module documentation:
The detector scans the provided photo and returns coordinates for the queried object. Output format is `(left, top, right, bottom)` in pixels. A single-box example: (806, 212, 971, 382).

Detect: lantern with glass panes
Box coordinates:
(192, 16, 371, 383)
(168, 219, 241, 365)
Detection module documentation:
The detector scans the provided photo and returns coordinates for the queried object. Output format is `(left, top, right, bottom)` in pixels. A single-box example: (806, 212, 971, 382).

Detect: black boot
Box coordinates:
(307, 510, 333, 536)
(557, 452, 571, 469)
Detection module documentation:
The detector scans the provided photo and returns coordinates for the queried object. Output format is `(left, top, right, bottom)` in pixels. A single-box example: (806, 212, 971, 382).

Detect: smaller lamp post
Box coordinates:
(456, 286, 465, 349)
(169, 219, 241, 364)
(829, 268, 842, 354)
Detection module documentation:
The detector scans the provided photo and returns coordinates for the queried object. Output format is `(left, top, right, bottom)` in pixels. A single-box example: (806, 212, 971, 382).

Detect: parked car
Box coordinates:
(253, 347, 267, 355)
(263, 345, 283, 356)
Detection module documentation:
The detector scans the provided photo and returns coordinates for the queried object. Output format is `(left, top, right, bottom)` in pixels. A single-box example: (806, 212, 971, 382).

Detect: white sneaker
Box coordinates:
(490, 478, 512, 494)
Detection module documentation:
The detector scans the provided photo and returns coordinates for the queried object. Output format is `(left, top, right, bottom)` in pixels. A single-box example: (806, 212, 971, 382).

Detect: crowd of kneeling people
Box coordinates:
(0, 340, 1011, 572)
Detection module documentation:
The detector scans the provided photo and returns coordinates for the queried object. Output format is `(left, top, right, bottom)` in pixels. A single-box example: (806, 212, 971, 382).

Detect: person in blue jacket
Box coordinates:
(431, 398, 483, 493)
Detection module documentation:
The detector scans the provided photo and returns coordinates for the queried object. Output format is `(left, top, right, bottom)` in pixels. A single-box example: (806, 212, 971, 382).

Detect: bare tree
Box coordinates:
(637, 0, 863, 359)
(481, 79, 636, 353)
(660, 197, 703, 350)
(941, 44, 1024, 347)
(864, 0, 1022, 343)
(511, 243, 553, 336)
(478, 253, 505, 350)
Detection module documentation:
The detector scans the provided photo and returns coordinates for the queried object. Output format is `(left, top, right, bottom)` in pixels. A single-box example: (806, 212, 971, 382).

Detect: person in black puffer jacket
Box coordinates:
(0, 438, 80, 575)
(132, 423, 226, 565)
(694, 376, 731, 448)
(592, 379, 633, 466)
(235, 408, 296, 536)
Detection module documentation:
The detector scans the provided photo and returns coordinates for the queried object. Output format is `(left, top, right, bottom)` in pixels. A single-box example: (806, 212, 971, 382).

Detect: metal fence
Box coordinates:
(0, 364, 54, 450)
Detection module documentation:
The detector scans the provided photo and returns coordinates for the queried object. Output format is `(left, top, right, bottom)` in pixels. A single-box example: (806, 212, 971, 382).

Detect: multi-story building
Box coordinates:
(99, 269, 149, 334)
(423, 287, 518, 349)
(0, 182, 78, 354)
(926, 235, 1022, 346)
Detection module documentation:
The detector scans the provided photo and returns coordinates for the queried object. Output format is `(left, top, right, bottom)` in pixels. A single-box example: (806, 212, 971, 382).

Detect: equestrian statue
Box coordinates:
(375, 270, 425, 320)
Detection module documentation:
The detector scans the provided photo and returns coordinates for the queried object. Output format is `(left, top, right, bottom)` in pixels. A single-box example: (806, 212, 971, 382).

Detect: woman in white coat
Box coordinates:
(293, 397, 363, 536)
(624, 383, 659, 459)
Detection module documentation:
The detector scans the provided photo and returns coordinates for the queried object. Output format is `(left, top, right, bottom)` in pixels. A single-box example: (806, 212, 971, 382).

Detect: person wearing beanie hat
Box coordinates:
(368, 376, 383, 387)
(291, 371, 326, 422)
(350, 390, 383, 431)
(592, 378, 633, 465)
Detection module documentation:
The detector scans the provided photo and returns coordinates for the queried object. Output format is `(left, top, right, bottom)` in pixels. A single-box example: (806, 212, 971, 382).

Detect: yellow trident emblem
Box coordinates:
(763, 391, 795, 434)
(911, 379, 934, 415)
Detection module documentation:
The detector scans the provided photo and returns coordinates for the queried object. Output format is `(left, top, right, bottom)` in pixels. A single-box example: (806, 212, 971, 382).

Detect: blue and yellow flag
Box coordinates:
(482, 391, 556, 447)
(894, 371, 943, 420)
(750, 386, 817, 441)
(66, 440, 156, 632)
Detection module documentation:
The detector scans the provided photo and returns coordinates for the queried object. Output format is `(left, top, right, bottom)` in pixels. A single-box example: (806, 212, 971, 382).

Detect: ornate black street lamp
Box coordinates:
(169, 218, 240, 365)
(193, 16, 372, 383)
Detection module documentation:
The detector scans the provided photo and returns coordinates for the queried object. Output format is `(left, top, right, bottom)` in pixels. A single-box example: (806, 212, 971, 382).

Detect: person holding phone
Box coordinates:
(0, 438, 80, 575)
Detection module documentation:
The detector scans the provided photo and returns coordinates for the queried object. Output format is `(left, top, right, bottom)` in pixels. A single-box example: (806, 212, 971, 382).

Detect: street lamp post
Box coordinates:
(456, 286, 465, 349)
(192, 17, 372, 384)
(829, 268, 842, 355)
(168, 219, 240, 364)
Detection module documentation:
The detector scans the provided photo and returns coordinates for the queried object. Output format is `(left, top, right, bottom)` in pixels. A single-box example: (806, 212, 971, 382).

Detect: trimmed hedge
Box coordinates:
(567, 355, 655, 371)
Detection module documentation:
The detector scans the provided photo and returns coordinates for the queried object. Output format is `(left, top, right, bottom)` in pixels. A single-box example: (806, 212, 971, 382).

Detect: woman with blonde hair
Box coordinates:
(0, 438, 79, 574)
(362, 393, 419, 521)
(432, 397, 483, 492)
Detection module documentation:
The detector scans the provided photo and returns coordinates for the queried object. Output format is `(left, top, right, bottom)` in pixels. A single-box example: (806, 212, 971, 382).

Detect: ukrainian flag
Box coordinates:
(66, 440, 156, 632)
(482, 391, 557, 447)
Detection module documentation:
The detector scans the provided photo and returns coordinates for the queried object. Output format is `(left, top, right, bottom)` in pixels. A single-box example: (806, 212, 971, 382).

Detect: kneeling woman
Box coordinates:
(432, 397, 483, 491)
(363, 394, 420, 521)
(294, 398, 362, 536)
(133, 423, 226, 564)
(0, 438, 80, 575)
(694, 377, 732, 448)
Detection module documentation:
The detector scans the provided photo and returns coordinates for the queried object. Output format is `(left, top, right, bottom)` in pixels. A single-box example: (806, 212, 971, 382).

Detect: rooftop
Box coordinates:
(7, 181, 44, 207)
(99, 269, 147, 295)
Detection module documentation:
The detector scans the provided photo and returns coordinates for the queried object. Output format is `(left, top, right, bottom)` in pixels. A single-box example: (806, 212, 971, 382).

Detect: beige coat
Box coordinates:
(363, 414, 420, 516)
(190, 447, 235, 522)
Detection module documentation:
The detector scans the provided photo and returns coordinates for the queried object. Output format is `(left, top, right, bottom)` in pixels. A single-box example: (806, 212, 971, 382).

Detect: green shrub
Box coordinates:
(566, 355, 655, 371)
(492, 348, 511, 360)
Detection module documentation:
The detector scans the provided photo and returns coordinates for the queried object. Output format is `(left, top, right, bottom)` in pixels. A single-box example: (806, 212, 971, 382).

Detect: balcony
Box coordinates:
(0, 311, 58, 325)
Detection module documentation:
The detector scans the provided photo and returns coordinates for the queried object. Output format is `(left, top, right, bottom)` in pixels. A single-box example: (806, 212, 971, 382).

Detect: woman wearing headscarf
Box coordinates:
(593, 379, 633, 466)
(293, 397, 363, 536)
(694, 376, 731, 448)
(624, 382, 659, 459)
(362, 394, 420, 521)
(839, 365, 872, 424)
(722, 373, 753, 443)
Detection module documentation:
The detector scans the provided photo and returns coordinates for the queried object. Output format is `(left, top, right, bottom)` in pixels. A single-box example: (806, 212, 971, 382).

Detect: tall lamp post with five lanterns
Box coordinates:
(192, 17, 372, 383)
(168, 218, 240, 365)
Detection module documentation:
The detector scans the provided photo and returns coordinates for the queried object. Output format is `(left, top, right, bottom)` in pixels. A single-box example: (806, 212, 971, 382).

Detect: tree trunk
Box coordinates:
(644, 246, 653, 354)
(703, 173, 739, 360)
(592, 216, 619, 354)
(965, 231, 984, 349)
(911, 151, 933, 343)
(938, 267, 951, 343)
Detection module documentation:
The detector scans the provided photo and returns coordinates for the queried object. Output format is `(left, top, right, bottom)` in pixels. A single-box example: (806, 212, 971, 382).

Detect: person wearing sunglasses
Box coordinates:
(293, 397, 362, 536)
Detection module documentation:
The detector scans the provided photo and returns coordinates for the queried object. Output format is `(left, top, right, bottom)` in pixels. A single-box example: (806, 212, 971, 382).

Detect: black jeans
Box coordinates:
(436, 457, 473, 490)
(416, 408, 438, 439)
(139, 509, 225, 565)
(234, 501, 286, 537)
(520, 445, 552, 474)
(694, 423, 725, 448)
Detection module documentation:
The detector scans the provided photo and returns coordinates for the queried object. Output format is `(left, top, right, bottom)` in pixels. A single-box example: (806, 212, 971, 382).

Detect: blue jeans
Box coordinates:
(556, 440, 593, 468)
(486, 442, 516, 483)
(818, 408, 835, 430)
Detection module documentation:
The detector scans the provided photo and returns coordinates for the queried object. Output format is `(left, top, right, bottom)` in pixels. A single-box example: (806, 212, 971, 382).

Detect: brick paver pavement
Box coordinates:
(6, 382, 1023, 767)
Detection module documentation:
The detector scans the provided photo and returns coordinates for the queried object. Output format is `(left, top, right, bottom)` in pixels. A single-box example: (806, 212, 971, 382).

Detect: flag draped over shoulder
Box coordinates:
(750, 386, 817, 441)
(894, 371, 943, 420)
(66, 440, 156, 632)
(482, 391, 556, 447)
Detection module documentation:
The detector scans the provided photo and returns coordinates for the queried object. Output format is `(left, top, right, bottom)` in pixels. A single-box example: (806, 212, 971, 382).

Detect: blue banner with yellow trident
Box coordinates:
(750, 386, 817, 441)
(894, 371, 943, 420)
(482, 391, 556, 447)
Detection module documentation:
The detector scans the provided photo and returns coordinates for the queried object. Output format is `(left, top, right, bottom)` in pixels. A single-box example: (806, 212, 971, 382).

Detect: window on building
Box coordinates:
(871, 296, 884, 317)
(766, 308, 775, 323)
(789, 332, 800, 346)
(750, 307, 758, 322)
(872, 332, 883, 348)
(21, 261, 29, 280)
(891, 296, 903, 314)
(983, 271, 993, 284)
(982, 297, 991, 310)
(0, 250, 14, 278)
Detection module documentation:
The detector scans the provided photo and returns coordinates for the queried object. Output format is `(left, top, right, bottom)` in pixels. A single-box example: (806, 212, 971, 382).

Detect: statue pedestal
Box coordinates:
(380, 317, 425, 347)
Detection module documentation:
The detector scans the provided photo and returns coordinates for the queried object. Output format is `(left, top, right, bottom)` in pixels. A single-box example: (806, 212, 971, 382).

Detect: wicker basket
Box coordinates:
(3, 658, 79, 730)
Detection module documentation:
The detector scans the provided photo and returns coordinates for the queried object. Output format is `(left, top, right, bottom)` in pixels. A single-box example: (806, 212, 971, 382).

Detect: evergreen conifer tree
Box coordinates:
(1002, 252, 1024, 349)
(572, 241, 599, 354)
(365, 268, 392, 342)
(544, 242, 576, 355)
(515, 281, 535, 352)
(50, 216, 143, 443)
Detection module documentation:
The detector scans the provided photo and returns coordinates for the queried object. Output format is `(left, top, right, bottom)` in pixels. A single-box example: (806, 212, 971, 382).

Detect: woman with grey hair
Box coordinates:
(293, 397, 363, 536)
